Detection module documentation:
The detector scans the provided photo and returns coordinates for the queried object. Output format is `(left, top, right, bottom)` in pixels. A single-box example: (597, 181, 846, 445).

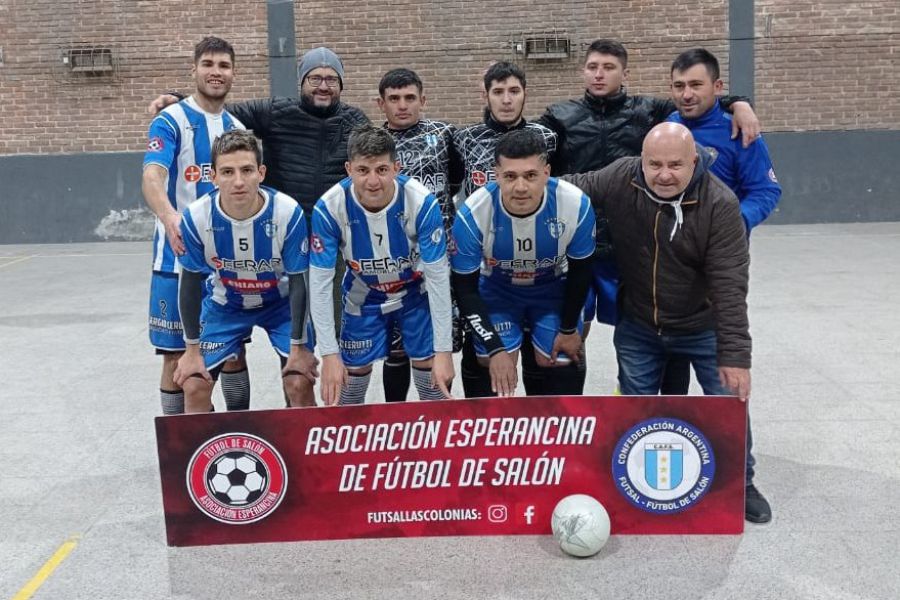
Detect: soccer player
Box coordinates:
(142, 36, 251, 414)
(377, 68, 464, 402)
(454, 62, 557, 199)
(453, 61, 559, 397)
(450, 129, 595, 397)
(173, 130, 318, 412)
(309, 125, 454, 406)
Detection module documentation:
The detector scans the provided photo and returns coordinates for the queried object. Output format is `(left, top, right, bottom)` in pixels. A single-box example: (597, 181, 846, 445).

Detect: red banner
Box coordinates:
(156, 395, 746, 546)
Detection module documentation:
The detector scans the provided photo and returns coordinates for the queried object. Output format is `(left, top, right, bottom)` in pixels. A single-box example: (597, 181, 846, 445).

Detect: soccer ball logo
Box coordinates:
(186, 433, 288, 524)
(207, 452, 268, 506)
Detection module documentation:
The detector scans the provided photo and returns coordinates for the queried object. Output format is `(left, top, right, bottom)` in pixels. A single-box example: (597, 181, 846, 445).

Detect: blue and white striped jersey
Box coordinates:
(310, 174, 447, 316)
(179, 186, 308, 311)
(451, 177, 595, 290)
(143, 96, 244, 273)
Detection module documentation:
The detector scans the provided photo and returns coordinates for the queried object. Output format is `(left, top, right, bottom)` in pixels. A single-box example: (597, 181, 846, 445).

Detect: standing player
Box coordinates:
(453, 62, 559, 397)
(454, 62, 557, 199)
(173, 130, 318, 412)
(450, 129, 595, 397)
(309, 125, 454, 406)
(142, 37, 250, 414)
(377, 68, 464, 402)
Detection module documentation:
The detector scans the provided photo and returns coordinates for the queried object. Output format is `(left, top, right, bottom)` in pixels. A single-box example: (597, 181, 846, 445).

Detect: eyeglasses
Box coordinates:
(306, 75, 340, 88)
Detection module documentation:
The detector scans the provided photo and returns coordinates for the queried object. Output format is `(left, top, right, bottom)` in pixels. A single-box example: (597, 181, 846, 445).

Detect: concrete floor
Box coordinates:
(1, 222, 898, 599)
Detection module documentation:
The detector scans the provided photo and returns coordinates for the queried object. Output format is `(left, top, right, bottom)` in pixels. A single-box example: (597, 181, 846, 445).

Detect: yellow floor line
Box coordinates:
(11, 537, 79, 600)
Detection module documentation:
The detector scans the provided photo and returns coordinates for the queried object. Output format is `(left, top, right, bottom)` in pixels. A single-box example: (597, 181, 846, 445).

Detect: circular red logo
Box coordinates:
(186, 433, 288, 525)
(472, 171, 487, 186)
(184, 165, 202, 182)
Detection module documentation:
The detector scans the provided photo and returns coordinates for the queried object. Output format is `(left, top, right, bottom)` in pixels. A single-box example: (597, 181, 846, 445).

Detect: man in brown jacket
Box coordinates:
(563, 122, 771, 523)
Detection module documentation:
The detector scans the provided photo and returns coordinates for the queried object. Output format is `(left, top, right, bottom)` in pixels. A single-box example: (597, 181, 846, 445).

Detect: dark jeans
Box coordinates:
(614, 317, 756, 483)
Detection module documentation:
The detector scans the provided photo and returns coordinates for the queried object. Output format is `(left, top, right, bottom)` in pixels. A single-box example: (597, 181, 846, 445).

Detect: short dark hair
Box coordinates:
(211, 130, 262, 168)
(194, 36, 235, 65)
(585, 39, 627, 68)
(348, 124, 397, 161)
(671, 48, 720, 81)
(379, 68, 423, 96)
(494, 129, 548, 164)
(484, 61, 526, 92)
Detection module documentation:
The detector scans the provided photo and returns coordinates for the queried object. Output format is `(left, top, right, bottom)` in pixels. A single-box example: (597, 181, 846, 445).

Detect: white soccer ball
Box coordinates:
(551, 494, 611, 558)
(208, 452, 267, 506)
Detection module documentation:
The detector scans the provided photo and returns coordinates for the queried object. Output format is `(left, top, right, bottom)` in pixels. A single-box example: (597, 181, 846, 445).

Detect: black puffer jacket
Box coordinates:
(539, 90, 671, 175)
(539, 90, 745, 176)
(563, 154, 751, 368)
(227, 97, 370, 212)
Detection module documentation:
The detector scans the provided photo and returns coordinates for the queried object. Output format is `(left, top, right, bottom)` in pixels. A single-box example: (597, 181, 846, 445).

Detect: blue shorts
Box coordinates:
(472, 283, 582, 363)
(582, 258, 619, 325)
(199, 297, 314, 370)
(340, 296, 434, 368)
(149, 272, 185, 352)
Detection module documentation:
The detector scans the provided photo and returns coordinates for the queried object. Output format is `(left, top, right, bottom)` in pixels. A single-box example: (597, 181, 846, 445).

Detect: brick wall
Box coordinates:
(0, 0, 270, 155)
(0, 1, 896, 155)
(755, 0, 900, 131)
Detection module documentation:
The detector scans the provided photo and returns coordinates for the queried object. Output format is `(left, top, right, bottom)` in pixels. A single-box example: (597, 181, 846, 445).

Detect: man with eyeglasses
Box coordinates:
(149, 46, 369, 219)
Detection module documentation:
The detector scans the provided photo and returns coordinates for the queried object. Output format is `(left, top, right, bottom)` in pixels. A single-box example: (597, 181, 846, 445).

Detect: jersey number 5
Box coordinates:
(239, 238, 249, 251)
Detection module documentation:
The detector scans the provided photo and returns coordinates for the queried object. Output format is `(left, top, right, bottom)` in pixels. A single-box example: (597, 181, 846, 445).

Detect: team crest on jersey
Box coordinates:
(147, 137, 164, 152)
(186, 433, 288, 525)
(426, 134, 438, 147)
(545, 217, 567, 239)
(311, 234, 324, 254)
(263, 220, 277, 238)
(395, 211, 409, 226)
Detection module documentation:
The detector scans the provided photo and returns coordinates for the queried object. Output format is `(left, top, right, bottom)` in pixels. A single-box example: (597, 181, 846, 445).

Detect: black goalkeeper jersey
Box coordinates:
(386, 119, 463, 228)
(453, 112, 558, 199)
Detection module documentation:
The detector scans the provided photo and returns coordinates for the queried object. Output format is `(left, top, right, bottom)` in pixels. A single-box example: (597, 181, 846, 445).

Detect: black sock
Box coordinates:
(383, 356, 411, 402)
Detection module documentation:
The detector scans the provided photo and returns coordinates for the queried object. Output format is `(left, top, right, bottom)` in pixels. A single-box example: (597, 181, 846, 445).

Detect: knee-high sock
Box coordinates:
(339, 372, 371, 406)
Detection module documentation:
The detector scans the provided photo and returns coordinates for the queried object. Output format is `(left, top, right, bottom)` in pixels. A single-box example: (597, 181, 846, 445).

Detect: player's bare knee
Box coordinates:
(410, 358, 432, 370)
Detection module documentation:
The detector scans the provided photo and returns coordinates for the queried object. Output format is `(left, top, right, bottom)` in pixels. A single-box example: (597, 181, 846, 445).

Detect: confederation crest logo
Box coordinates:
(310, 234, 324, 254)
(147, 136, 164, 152)
(611, 418, 715, 514)
(545, 217, 567, 239)
(186, 433, 288, 525)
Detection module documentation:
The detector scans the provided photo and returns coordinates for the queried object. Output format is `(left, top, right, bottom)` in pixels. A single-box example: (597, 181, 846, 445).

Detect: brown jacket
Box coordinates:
(563, 155, 751, 368)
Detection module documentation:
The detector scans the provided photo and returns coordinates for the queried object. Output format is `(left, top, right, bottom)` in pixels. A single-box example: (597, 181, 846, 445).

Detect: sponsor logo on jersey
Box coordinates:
(221, 278, 280, 293)
(611, 417, 715, 515)
(184, 163, 212, 183)
(147, 136, 164, 152)
(486, 255, 566, 271)
(472, 170, 489, 187)
(212, 256, 282, 273)
(347, 251, 420, 276)
(186, 433, 288, 525)
(465, 314, 494, 342)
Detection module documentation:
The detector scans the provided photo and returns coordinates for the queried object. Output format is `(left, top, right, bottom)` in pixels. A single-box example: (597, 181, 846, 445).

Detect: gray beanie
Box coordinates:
(298, 47, 345, 86)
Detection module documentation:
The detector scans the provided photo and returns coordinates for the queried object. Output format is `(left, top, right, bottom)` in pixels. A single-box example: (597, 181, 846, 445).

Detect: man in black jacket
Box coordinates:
(150, 46, 369, 216)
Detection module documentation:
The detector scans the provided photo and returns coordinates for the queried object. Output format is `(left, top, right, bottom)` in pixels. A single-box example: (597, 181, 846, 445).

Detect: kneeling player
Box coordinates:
(310, 125, 454, 406)
(173, 130, 318, 412)
(451, 129, 595, 397)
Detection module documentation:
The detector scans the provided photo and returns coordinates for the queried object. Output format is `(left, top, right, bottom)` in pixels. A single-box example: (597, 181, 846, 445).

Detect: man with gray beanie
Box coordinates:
(150, 46, 369, 216)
